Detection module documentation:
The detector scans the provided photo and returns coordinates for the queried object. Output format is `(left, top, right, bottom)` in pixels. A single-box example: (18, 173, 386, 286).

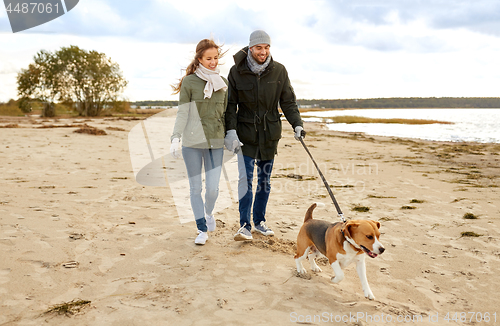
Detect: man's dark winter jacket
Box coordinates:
(225, 47, 303, 160)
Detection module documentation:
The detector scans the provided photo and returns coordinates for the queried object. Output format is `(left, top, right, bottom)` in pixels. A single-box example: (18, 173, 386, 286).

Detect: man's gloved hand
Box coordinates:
(224, 129, 243, 154)
(294, 126, 306, 140)
(170, 138, 181, 159)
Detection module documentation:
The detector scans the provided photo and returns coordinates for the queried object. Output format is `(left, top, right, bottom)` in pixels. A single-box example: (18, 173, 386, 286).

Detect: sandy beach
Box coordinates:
(1, 111, 499, 325)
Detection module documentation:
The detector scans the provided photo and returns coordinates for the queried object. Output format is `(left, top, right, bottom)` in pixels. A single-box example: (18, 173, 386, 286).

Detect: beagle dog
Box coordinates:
(295, 203, 385, 300)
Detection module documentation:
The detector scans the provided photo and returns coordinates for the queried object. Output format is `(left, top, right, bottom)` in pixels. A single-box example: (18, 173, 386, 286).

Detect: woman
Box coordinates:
(170, 39, 228, 245)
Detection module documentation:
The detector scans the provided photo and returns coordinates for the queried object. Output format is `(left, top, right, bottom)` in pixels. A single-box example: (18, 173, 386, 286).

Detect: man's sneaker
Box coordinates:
(234, 225, 253, 241)
(206, 214, 216, 232)
(254, 221, 275, 236)
(195, 230, 208, 245)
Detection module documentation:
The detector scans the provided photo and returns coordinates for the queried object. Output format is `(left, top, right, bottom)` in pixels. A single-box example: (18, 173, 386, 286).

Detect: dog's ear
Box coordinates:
(370, 220, 381, 230)
(342, 221, 359, 238)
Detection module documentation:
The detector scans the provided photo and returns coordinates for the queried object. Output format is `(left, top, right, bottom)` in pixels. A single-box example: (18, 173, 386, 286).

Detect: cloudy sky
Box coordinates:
(1, 0, 500, 102)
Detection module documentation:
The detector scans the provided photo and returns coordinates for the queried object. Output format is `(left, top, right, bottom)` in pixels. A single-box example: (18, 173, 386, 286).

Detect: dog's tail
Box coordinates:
(304, 203, 318, 222)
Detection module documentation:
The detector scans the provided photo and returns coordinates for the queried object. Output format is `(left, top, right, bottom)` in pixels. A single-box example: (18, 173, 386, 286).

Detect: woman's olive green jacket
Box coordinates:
(171, 74, 228, 149)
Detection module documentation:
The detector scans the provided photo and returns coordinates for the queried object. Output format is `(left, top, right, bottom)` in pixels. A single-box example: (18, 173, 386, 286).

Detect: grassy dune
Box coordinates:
(302, 115, 454, 125)
(0, 104, 24, 116)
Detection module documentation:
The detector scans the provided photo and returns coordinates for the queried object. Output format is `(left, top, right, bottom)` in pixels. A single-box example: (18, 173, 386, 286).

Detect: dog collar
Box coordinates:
(341, 229, 362, 250)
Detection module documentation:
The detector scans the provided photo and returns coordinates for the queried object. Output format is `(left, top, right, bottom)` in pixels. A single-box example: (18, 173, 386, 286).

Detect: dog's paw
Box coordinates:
(311, 266, 322, 273)
(331, 275, 343, 284)
(296, 267, 307, 274)
(365, 292, 375, 300)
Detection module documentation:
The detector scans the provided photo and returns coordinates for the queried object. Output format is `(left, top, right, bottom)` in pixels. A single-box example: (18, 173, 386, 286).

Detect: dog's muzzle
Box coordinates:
(361, 245, 385, 258)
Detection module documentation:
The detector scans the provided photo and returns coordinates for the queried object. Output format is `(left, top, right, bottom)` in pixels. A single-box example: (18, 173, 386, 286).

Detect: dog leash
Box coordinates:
(299, 137, 346, 223)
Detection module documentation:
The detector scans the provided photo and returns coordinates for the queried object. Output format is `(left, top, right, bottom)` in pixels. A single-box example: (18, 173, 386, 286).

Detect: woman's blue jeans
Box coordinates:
(238, 154, 274, 231)
(182, 147, 223, 232)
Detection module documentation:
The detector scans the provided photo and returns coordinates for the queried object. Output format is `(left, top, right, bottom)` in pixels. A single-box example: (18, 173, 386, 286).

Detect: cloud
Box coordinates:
(426, 2, 500, 37)
(1, 1, 326, 46)
(309, 1, 500, 53)
(2, 0, 500, 101)
(0, 10, 11, 32)
(322, 0, 500, 31)
(0, 62, 18, 74)
(9, 0, 258, 45)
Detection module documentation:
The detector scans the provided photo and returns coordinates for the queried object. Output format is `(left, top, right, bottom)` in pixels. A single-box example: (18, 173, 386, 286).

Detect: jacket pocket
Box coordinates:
(236, 83, 254, 103)
(264, 80, 280, 100)
(265, 115, 282, 141)
(237, 119, 258, 145)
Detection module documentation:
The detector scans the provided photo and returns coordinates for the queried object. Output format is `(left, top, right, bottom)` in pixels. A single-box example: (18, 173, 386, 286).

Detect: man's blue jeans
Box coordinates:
(238, 154, 274, 231)
(182, 147, 223, 232)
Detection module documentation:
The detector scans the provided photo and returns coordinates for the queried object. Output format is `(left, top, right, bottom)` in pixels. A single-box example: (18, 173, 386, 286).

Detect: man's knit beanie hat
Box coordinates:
(249, 30, 271, 48)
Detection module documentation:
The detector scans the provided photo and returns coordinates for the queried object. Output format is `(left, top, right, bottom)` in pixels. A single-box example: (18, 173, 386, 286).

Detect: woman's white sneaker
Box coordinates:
(195, 230, 208, 245)
(206, 214, 216, 232)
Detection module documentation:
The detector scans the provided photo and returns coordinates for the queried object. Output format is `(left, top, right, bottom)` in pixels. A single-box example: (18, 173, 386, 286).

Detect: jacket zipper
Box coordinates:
(253, 73, 260, 132)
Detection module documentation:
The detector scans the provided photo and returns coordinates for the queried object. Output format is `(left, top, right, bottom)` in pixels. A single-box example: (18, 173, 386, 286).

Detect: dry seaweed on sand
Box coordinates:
(368, 194, 396, 199)
(37, 124, 80, 129)
(463, 213, 478, 219)
(43, 299, 91, 316)
(0, 123, 20, 128)
(107, 126, 126, 131)
(73, 124, 107, 135)
(460, 231, 482, 237)
(273, 173, 317, 181)
(352, 205, 370, 212)
(379, 216, 399, 222)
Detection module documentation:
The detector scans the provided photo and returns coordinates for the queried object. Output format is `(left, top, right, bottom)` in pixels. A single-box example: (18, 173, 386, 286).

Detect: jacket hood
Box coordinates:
(233, 46, 249, 66)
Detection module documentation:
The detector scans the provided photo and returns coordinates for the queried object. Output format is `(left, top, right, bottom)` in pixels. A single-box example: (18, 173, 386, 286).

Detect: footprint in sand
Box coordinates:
(98, 256, 125, 273)
(139, 251, 166, 266)
(28, 261, 57, 289)
(0, 269, 10, 292)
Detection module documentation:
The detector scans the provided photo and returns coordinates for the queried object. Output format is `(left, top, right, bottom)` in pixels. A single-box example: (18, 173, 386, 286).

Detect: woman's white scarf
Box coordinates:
(195, 65, 227, 99)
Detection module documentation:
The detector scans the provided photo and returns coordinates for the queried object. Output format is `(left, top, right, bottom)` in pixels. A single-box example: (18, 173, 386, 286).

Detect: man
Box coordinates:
(224, 30, 305, 241)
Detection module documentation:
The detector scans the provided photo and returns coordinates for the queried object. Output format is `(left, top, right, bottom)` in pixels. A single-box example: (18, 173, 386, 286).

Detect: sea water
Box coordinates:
(302, 108, 500, 143)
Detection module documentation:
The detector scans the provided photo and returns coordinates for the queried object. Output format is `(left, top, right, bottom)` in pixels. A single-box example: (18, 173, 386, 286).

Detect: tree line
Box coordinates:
(296, 97, 500, 109)
(130, 97, 500, 109)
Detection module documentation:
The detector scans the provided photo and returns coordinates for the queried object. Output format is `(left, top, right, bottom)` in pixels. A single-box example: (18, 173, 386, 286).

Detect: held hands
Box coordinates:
(170, 138, 181, 159)
(294, 126, 306, 141)
(224, 130, 243, 154)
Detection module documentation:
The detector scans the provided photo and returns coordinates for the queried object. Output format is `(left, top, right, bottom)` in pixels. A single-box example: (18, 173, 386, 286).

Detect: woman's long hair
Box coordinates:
(171, 39, 227, 94)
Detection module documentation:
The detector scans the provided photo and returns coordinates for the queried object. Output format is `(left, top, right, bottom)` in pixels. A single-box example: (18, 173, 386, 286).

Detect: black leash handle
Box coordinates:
(299, 137, 345, 222)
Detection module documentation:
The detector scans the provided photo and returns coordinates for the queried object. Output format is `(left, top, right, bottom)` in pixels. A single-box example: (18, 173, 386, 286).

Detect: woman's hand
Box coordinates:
(170, 138, 181, 159)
